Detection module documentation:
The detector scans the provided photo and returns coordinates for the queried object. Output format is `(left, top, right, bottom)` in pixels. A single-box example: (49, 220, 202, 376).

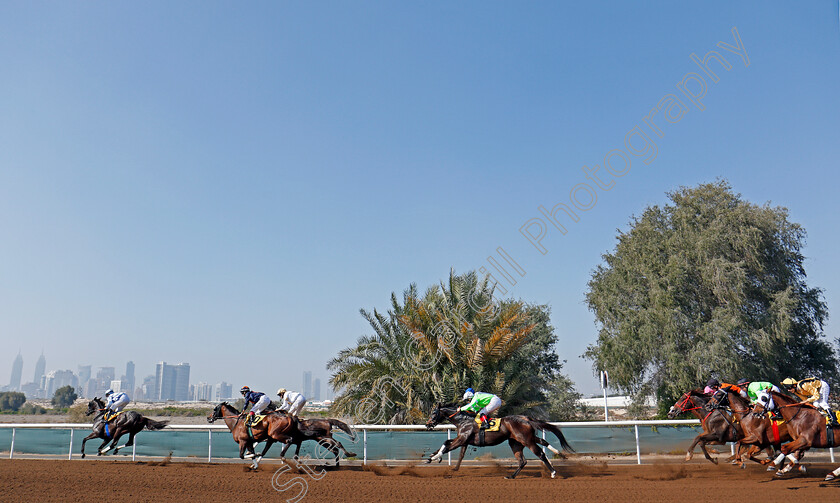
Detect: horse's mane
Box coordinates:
(220, 401, 240, 414)
(770, 390, 802, 405)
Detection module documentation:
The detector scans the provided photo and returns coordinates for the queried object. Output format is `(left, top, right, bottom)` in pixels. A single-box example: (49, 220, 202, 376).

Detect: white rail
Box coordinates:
(0, 420, 703, 464)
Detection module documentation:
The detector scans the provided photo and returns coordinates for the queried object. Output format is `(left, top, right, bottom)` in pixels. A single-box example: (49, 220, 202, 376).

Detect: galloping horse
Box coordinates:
(667, 389, 740, 464)
(757, 391, 835, 477)
(705, 387, 788, 468)
(207, 402, 297, 469)
(277, 415, 357, 466)
(80, 397, 168, 458)
(424, 403, 573, 479)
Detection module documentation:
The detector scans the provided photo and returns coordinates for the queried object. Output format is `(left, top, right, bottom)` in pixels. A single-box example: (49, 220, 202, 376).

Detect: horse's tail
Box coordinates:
(527, 418, 574, 453)
(143, 417, 169, 431)
(328, 419, 357, 440)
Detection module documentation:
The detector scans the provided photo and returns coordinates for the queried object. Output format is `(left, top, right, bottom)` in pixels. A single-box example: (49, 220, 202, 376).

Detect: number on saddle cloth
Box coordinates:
(474, 416, 501, 432)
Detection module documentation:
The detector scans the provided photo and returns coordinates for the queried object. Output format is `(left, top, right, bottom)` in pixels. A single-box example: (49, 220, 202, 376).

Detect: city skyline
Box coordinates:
(3, 350, 333, 402)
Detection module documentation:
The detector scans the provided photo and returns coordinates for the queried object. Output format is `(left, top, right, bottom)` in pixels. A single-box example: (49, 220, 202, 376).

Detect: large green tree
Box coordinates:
(52, 385, 78, 408)
(329, 270, 579, 423)
(584, 181, 837, 408)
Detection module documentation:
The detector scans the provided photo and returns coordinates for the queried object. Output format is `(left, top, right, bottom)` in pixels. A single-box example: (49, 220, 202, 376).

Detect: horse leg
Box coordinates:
(96, 438, 111, 456)
(527, 440, 556, 479)
(427, 439, 452, 464)
(453, 445, 468, 471)
(334, 439, 356, 458)
(774, 437, 811, 475)
(506, 439, 526, 479)
(251, 440, 273, 469)
(80, 432, 99, 459)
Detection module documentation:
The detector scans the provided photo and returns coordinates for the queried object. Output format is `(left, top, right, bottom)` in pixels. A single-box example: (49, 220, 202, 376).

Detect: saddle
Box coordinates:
(104, 410, 125, 422)
(474, 416, 501, 432)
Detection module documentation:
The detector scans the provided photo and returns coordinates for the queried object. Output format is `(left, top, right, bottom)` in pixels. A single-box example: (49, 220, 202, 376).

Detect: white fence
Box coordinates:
(1, 419, 708, 465)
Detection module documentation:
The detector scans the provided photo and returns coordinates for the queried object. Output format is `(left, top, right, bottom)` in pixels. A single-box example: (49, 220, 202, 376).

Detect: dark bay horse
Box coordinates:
(424, 403, 573, 479)
(277, 415, 357, 466)
(758, 391, 836, 477)
(207, 402, 296, 469)
(80, 398, 168, 458)
(667, 389, 740, 464)
(706, 387, 787, 468)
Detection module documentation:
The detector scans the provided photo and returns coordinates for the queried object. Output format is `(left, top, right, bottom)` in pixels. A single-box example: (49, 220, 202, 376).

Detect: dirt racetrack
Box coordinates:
(2, 458, 839, 502)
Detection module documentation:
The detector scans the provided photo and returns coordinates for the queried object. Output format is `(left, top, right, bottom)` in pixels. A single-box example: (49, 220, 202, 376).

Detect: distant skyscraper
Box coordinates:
(77, 365, 91, 385)
(44, 369, 78, 398)
(303, 371, 312, 398)
(155, 362, 190, 401)
(33, 352, 46, 385)
(216, 381, 233, 400)
(9, 352, 23, 391)
(313, 378, 321, 401)
(123, 361, 135, 397)
(194, 382, 214, 401)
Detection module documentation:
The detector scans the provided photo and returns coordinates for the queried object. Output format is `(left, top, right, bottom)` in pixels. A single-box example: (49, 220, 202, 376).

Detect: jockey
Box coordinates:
(741, 380, 781, 419)
(704, 379, 747, 399)
(277, 388, 307, 417)
(240, 386, 271, 426)
(459, 388, 501, 429)
(104, 389, 130, 420)
(782, 377, 839, 427)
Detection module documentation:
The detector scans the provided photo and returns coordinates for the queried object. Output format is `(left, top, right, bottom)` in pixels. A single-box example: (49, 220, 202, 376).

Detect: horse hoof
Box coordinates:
(825, 474, 835, 482)
(774, 471, 784, 477)
(505, 475, 515, 480)
(244, 453, 255, 459)
(798, 465, 806, 474)
(81, 454, 86, 459)
(684, 453, 692, 461)
(550, 471, 556, 479)
(767, 465, 776, 472)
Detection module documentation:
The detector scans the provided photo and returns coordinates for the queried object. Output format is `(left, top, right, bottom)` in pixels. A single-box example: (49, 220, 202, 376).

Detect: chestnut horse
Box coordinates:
(705, 387, 787, 468)
(207, 402, 296, 469)
(424, 403, 573, 479)
(667, 389, 740, 464)
(81, 397, 168, 458)
(757, 391, 836, 477)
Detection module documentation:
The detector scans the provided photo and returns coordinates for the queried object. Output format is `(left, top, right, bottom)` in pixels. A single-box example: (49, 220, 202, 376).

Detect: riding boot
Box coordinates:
(480, 414, 489, 429)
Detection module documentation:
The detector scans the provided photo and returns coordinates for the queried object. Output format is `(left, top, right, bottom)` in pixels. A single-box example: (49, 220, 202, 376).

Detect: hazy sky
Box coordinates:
(1, 2, 839, 397)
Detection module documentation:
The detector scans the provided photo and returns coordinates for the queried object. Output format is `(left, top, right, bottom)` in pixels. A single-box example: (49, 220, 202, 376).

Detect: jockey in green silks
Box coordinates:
(460, 388, 502, 429)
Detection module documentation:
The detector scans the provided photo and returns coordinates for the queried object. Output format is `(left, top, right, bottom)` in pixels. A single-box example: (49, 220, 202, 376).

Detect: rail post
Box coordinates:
(9, 427, 15, 459)
(730, 443, 735, 457)
(68, 429, 74, 460)
(363, 429, 367, 465)
(132, 439, 136, 461)
(831, 447, 835, 463)
(447, 429, 451, 465)
(208, 429, 213, 463)
(634, 425, 641, 465)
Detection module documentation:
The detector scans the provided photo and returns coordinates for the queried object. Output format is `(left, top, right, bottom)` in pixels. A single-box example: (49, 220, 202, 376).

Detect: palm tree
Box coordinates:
(329, 270, 567, 424)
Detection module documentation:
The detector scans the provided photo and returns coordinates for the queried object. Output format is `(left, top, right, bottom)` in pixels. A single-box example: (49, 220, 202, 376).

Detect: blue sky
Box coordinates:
(1, 1, 838, 397)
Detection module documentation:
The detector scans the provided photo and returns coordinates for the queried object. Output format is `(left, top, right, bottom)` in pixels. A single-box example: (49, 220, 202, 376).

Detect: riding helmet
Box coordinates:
(277, 388, 287, 396)
(705, 379, 719, 388)
(240, 386, 250, 394)
(781, 377, 797, 388)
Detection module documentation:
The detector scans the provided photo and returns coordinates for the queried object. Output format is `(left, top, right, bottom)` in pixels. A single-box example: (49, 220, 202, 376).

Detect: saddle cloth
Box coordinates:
(250, 414, 267, 426)
(826, 411, 840, 425)
(104, 411, 125, 422)
(474, 416, 501, 432)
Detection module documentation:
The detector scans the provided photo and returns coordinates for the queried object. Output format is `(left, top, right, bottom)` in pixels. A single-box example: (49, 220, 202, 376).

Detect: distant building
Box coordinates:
(194, 382, 214, 401)
(33, 352, 46, 385)
(216, 381, 233, 401)
(154, 362, 190, 401)
(109, 380, 124, 393)
(303, 371, 312, 399)
(313, 378, 321, 401)
(77, 366, 92, 396)
(44, 370, 78, 398)
(122, 361, 135, 397)
(9, 352, 23, 391)
(95, 367, 115, 396)
(20, 382, 39, 398)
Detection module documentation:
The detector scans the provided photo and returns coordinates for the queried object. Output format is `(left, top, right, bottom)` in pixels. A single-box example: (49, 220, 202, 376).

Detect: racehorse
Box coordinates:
(424, 403, 573, 479)
(667, 389, 740, 464)
(757, 391, 837, 477)
(207, 402, 297, 469)
(277, 415, 358, 466)
(80, 397, 168, 458)
(705, 387, 788, 468)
